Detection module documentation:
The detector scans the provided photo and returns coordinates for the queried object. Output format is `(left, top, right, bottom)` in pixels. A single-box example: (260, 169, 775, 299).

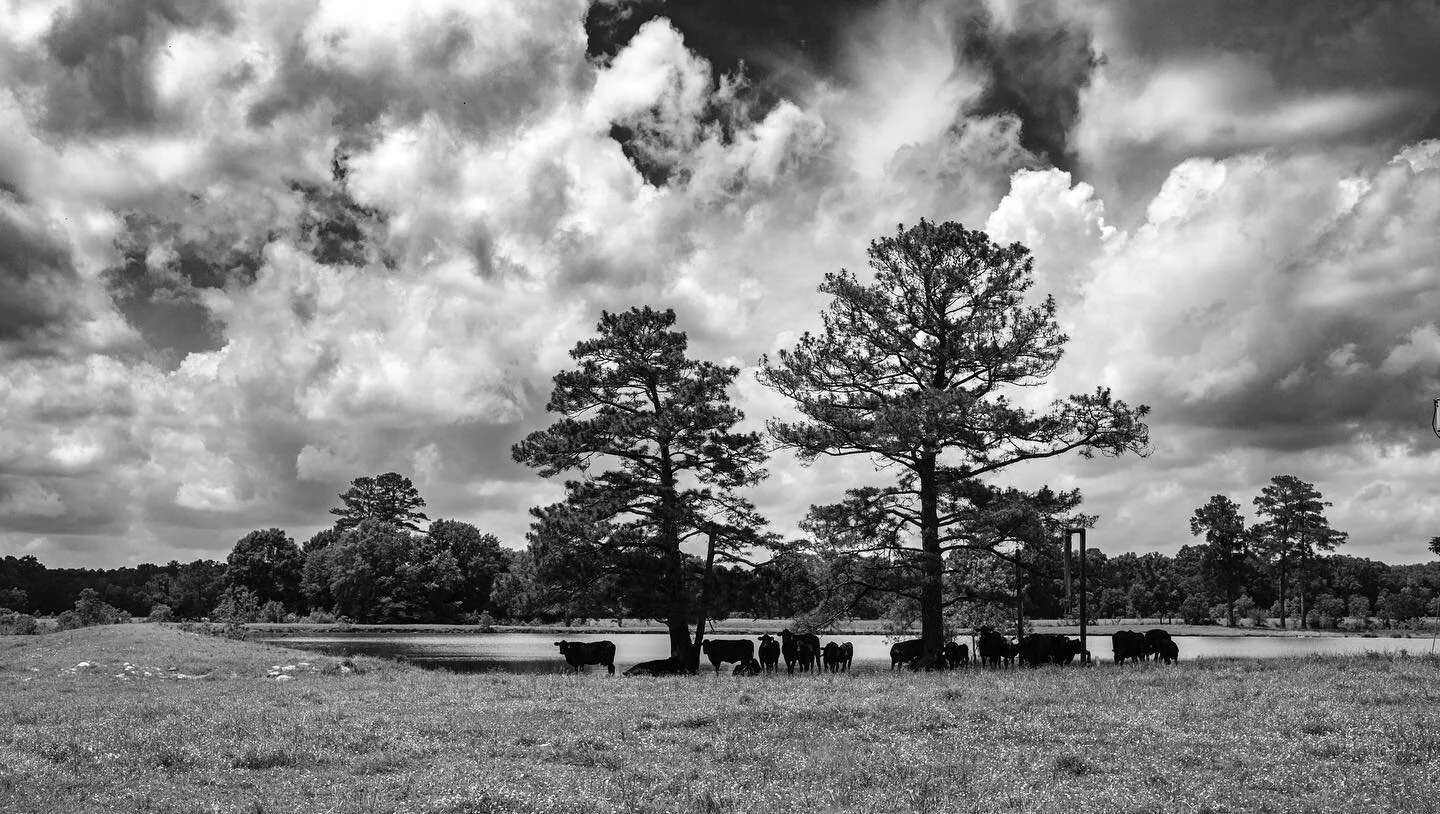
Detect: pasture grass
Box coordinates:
(2, 624, 1438, 813)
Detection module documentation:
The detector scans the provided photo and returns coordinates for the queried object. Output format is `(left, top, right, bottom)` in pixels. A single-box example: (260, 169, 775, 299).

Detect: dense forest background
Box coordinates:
(5, 536, 1437, 632)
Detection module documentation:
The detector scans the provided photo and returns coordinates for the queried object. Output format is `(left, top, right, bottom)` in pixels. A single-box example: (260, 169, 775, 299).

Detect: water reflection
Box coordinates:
(254, 631, 1431, 674)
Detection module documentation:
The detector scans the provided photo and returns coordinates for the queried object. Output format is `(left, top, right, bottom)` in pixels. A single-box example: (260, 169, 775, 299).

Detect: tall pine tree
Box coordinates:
(513, 307, 769, 661)
(759, 220, 1150, 662)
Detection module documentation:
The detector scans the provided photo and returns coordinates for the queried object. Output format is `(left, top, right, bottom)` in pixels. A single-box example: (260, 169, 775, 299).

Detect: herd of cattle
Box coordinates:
(553, 628, 1179, 675)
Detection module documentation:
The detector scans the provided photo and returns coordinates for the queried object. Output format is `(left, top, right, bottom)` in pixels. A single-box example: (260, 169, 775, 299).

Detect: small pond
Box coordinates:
(253, 631, 1434, 674)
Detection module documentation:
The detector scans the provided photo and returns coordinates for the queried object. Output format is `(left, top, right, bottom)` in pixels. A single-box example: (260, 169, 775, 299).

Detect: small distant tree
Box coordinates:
(1252, 475, 1347, 628)
(1429, 536, 1440, 558)
(211, 586, 261, 623)
(1347, 594, 1371, 626)
(331, 472, 429, 532)
(74, 587, 127, 626)
(0, 587, 29, 612)
(1310, 594, 1346, 629)
(1189, 495, 1252, 626)
(225, 529, 304, 613)
(147, 603, 174, 623)
(1178, 593, 1213, 625)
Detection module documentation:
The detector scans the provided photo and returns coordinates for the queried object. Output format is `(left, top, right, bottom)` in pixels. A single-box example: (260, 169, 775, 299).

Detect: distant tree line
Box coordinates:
(4, 534, 1437, 632)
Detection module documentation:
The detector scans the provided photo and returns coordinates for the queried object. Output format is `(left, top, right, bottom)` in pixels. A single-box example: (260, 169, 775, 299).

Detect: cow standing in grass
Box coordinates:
(554, 640, 616, 675)
(942, 641, 969, 668)
(890, 638, 925, 670)
(700, 639, 755, 673)
(1144, 629, 1174, 661)
(757, 634, 780, 674)
(780, 629, 821, 674)
(977, 629, 1014, 669)
(1112, 631, 1147, 664)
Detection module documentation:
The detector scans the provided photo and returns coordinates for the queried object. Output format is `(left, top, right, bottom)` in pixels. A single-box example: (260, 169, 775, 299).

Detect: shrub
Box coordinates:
(55, 610, 82, 631)
(212, 587, 261, 623)
(0, 610, 38, 635)
(476, 611, 496, 632)
(258, 600, 287, 623)
(74, 588, 128, 626)
(1178, 594, 1214, 625)
(304, 610, 338, 624)
(147, 604, 175, 623)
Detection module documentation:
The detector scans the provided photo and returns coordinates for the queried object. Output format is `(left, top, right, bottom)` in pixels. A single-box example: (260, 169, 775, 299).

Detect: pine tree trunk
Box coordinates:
(918, 454, 944, 664)
(690, 532, 719, 672)
(1277, 556, 1288, 629)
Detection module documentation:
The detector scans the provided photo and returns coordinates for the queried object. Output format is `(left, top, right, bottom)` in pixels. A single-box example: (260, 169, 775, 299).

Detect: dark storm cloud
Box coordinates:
(953, 4, 1096, 170)
(586, 0, 1099, 176)
(585, 0, 864, 102)
(0, 199, 82, 349)
(39, 0, 234, 133)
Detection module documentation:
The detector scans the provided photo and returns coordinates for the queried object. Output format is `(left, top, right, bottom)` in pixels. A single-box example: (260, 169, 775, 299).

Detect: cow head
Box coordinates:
(758, 634, 775, 643)
(553, 641, 569, 652)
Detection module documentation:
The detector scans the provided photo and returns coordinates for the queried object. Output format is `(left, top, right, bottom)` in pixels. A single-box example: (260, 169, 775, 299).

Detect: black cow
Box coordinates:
(623, 655, 693, 676)
(1019, 634, 1084, 667)
(890, 638, 925, 670)
(780, 629, 822, 674)
(942, 641, 969, 668)
(1155, 638, 1179, 664)
(796, 638, 821, 673)
(554, 640, 616, 674)
(976, 629, 1015, 668)
(757, 634, 780, 673)
(822, 641, 854, 673)
(733, 658, 763, 676)
(1112, 630, 1147, 664)
(701, 639, 755, 673)
(1144, 629, 1173, 661)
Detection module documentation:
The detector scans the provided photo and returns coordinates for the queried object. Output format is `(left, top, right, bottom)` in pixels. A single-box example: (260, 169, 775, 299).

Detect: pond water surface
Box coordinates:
(254, 631, 1434, 674)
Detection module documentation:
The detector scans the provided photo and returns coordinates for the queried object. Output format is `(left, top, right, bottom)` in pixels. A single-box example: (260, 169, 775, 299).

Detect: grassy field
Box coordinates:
(2, 625, 1438, 814)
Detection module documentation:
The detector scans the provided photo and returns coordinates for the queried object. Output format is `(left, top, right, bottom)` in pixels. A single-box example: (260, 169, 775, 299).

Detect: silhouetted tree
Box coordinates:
(1189, 495, 1253, 626)
(330, 472, 429, 532)
(1252, 475, 1347, 629)
(513, 307, 769, 660)
(758, 220, 1150, 661)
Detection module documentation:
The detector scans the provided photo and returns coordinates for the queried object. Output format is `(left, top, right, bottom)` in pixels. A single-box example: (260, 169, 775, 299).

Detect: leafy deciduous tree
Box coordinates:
(427, 519, 509, 616)
(225, 528, 304, 613)
(759, 220, 1150, 661)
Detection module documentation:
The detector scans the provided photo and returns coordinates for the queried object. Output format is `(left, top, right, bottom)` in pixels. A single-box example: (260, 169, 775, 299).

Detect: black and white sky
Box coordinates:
(3, 0, 1440, 568)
